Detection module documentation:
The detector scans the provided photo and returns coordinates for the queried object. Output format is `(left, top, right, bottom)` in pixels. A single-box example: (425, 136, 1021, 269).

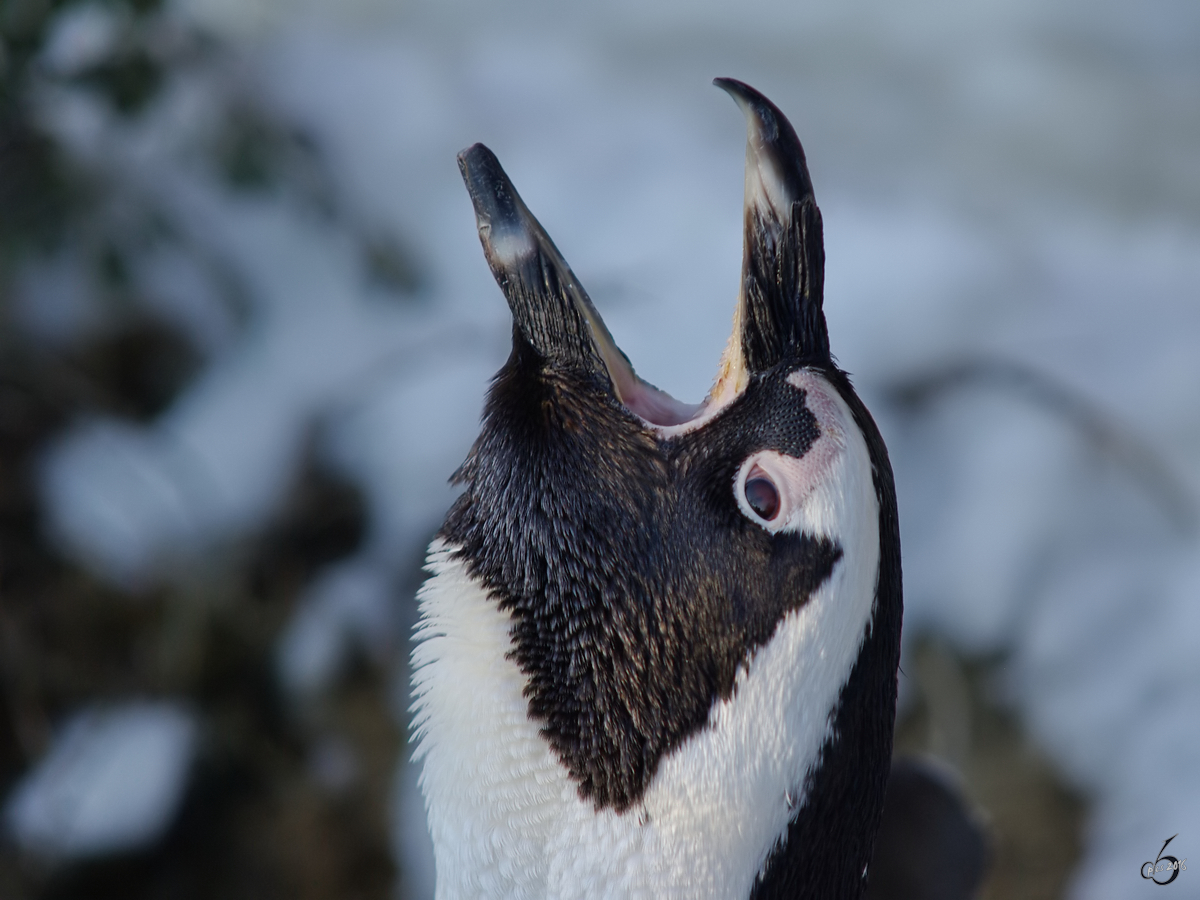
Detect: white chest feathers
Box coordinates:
(410, 382, 880, 900)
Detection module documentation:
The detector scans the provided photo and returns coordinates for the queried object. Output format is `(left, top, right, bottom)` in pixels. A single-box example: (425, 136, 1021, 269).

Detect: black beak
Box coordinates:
(460, 80, 829, 429)
(458, 143, 699, 426)
(715, 78, 830, 373)
(458, 143, 613, 380)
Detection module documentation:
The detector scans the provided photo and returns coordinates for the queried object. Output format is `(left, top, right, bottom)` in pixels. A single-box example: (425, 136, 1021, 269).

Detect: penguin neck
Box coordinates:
(410, 375, 897, 899)
(751, 375, 904, 900)
(412, 538, 884, 900)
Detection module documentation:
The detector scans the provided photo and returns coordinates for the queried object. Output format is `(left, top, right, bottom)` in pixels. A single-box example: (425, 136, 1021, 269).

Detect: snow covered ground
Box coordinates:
(12, 0, 1200, 897)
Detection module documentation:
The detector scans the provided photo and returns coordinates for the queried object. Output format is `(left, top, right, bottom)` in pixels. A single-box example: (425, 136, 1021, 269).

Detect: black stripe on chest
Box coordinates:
(441, 338, 844, 811)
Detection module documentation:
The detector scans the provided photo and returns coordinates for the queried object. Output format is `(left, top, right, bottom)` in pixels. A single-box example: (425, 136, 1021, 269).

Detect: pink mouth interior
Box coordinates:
(608, 364, 704, 428)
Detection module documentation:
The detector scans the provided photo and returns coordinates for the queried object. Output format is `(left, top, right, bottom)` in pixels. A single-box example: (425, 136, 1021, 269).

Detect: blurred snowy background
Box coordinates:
(1, 0, 1198, 898)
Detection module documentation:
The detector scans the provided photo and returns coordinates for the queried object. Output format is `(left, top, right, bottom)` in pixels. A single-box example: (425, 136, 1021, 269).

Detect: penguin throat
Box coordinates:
(594, 311, 746, 435)
(615, 375, 703, 428)
(592, 334, 700, 428)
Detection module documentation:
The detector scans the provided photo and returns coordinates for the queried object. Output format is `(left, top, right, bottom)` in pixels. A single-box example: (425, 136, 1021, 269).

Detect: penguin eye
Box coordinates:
(744, 472, 781, 521)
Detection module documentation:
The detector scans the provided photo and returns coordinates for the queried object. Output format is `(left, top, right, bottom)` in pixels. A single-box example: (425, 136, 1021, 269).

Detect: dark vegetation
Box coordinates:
(1, 2, 404, 896)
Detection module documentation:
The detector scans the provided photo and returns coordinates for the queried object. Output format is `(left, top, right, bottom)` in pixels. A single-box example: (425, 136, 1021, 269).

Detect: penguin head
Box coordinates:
(442, 78, 899, 815)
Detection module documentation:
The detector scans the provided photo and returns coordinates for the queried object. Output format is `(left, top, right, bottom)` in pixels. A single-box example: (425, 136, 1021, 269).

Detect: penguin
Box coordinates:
(410, 78, 903, 900)
(867, 756, 991, 900)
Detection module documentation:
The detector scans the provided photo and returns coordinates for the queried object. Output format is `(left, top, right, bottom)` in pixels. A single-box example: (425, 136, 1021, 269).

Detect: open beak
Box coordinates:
(457, 79, 829, 433)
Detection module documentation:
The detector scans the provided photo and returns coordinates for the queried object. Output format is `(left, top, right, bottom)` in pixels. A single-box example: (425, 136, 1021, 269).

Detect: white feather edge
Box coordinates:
(410, 371, 880, 900)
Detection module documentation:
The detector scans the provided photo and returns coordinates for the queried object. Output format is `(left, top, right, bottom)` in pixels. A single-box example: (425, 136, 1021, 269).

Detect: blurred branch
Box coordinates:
(888, 357, 1199, 536)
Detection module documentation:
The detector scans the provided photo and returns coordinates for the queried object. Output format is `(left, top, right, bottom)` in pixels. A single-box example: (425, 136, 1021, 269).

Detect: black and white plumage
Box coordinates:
(411, 79, 903, 900)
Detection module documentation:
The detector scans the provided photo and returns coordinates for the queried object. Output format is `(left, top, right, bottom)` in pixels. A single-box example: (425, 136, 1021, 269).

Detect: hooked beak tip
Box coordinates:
(714, 77, 814, 211)
(713, 77, 778, 143)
